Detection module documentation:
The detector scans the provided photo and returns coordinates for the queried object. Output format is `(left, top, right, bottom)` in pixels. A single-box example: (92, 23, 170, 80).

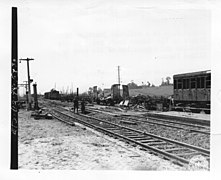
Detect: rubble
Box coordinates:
(31, 109, 53, 120)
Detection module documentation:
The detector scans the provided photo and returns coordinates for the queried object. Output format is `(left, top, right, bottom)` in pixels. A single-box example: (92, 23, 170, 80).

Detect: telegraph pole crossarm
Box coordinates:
(19, 58, 34, 61)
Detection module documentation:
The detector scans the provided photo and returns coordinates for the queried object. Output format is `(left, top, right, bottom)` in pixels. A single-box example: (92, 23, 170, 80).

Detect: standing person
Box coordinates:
(73, 97, 79, 113)
(81, 99, 85, 114)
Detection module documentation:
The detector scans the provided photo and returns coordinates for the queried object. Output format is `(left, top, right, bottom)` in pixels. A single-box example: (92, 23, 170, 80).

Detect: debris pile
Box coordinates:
(31, 109, 53, 120)
(117, 95, 171, 112)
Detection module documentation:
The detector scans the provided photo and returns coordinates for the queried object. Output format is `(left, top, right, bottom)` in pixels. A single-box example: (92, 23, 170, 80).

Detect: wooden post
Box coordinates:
(33, 83, 39, 110)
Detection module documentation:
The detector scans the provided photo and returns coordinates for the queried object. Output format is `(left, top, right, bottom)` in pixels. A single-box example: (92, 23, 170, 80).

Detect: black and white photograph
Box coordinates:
(1, 0, 221, 178)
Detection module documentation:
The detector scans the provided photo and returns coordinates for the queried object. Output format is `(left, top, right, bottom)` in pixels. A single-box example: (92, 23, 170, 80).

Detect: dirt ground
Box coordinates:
(18, 109, 186, 170)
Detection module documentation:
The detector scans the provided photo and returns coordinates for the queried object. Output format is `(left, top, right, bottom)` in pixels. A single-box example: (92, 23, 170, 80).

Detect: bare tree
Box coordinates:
(88, 87, 93, 96)
(161, 78, 165, 86)
(127, 81, 140, 89)
(166, 77, 171, 85)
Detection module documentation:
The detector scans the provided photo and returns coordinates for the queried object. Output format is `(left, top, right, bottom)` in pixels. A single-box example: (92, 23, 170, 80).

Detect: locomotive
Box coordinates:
(173, 70, 211, 113)
(44, 89, 60, 100)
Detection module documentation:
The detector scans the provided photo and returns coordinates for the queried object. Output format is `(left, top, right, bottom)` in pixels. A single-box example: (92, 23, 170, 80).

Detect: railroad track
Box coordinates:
(86, 107, 210, 135)
(51, 107, 210, 167)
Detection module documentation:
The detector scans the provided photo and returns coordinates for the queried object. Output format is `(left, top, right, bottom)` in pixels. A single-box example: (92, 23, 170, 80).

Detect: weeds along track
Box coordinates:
(51, 107, 210, 167)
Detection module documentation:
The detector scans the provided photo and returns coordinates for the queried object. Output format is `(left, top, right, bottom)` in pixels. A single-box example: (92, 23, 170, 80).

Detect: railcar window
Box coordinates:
(201, 77, 205, 88)
(191, 78, 196, 88)
(178, 79, 182, 89)
(206, 75, 211, 81)
(183, 79, 186, 89)
(206, 75, 211, 88)
(197, 77, 201, 88)
(187, 79, 190, 89)
(206, 80, 211, 88)
(174, 79, 177, 89)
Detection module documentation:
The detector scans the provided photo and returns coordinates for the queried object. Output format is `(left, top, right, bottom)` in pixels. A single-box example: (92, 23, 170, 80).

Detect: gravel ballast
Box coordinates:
(18, 109, 185, 170)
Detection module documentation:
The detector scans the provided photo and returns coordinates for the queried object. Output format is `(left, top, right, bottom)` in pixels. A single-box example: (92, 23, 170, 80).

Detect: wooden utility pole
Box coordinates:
(23, 81, 29, 107)
(118, 65, 120, 86)
(117, 66, 121, 97)
(19, 58, 34, 110)
(11, 6, 18, 169)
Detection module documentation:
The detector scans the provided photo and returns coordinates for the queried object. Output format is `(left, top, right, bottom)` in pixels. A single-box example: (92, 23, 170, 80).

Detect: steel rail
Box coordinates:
(52, 114, 75, 126)
(88, 107, 209, 128)
(51, 109, 191, 165)
(135, 115, 210, 128)
(80, 112, 210, 155)
(122, 117, 210, 135)
(52, 109, 210, 167)
(52, 108, 210, 156)
(87, 108, 210, 135)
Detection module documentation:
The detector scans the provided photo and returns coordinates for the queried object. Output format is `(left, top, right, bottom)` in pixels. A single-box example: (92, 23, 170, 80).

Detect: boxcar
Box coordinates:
(122, 85, 129, 99)
(173, 70, 211, 110)
(111, 84, 121, 101)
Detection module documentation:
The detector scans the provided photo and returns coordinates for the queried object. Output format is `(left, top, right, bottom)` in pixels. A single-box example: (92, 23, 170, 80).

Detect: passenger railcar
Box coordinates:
(173, 70, 211, 112)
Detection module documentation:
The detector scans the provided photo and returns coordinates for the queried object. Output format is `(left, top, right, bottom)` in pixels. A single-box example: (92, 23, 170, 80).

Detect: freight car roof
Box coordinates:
(173, 70, 211, 78)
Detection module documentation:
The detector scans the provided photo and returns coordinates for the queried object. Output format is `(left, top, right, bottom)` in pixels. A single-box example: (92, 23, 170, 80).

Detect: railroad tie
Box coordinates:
(106, 127, 120, 131)
(175, 151, 200, 157)
(131, 137, 151, 141)
(122, 133, 137, 136)
(165, 147, 187, 152)
(119, 120, 137, 125)
(139, 139, 161, 143)
(126, 135, 144, 138)
(147, 142, 168, 146)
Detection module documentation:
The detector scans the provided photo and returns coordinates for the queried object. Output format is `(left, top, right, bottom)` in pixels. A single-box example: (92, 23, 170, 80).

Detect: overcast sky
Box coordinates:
(0, 0, 211, 95)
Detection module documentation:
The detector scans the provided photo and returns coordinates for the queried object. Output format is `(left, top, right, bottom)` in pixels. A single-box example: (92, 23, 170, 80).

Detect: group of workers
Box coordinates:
(73, 98, 85, 114)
